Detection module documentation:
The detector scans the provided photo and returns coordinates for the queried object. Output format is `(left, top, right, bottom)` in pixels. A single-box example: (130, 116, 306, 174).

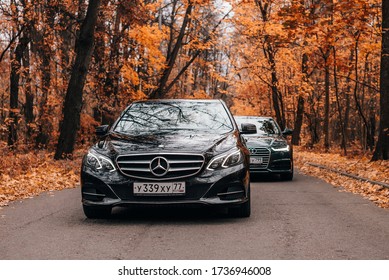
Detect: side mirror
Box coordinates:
(95, 125, 109, 137)
(282, 128, 293, 136)
(240, 123, 257, 134)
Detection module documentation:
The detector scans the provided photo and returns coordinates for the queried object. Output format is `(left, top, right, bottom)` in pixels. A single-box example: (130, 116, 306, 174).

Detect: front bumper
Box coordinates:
(249, 149, 293, 174)
(250, 158, 292, 174)
(81, 163, 250, 208)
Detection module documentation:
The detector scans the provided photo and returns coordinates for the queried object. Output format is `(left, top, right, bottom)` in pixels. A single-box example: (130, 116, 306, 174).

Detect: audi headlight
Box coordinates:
(271, 142, 290, 152)
(85, 152, 116, 172)
(207, 148, 243, 170)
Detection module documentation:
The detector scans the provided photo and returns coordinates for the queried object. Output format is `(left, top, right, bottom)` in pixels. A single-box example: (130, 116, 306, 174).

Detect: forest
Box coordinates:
(0, 1, 388, 206)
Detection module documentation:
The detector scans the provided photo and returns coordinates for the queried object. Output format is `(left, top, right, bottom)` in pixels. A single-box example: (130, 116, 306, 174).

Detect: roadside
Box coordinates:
(0, 150, 83, 207)
(294, 147, 389, 209)
(1, 147, 388, 209)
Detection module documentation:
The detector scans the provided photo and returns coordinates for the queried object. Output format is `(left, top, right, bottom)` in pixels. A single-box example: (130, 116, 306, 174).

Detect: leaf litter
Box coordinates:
(295, 147, 389, 209)
(0, 147, 388, 209)
(0, 150, 83, 207)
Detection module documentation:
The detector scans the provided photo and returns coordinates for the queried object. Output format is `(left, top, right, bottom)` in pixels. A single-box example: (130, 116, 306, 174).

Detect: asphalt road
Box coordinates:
(0, 172, 388, 260)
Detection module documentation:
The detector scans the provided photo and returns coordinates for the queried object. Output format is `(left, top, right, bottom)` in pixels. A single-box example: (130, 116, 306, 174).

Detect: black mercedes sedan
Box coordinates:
(81, 99, 254, 218)
(234, 116, 293, 181)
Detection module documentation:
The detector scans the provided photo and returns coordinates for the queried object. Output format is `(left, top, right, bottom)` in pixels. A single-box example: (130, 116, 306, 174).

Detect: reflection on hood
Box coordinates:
(93, 131, 238, 156)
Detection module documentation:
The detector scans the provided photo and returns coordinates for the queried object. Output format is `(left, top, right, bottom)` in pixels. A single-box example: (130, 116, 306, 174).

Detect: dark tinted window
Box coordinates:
(114, 101, 233, 135)
(235, 117, 280, 136)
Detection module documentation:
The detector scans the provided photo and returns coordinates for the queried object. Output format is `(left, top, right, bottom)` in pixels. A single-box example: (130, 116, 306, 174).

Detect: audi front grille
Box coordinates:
(248, 147, 270, 169)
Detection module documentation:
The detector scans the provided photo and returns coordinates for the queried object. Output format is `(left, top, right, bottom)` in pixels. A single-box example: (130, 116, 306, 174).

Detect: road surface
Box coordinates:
(0, 172, 388, 259)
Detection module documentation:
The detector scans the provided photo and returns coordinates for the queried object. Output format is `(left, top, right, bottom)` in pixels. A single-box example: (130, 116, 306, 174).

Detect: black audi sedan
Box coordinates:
(234, 116, 293, 181)
(81, 99, 254, 218)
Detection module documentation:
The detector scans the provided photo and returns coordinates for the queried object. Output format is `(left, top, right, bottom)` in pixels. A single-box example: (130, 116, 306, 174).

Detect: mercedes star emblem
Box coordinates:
(150, 156, 170, 177)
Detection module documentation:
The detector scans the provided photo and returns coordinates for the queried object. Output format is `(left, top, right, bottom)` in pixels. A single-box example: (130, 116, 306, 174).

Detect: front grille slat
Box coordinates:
(120, 167, 150, 172)
(169, 160, 204, 164)
(169, 167, 200, 172)
(117, 160, 150, 164)
(116, 153, 205, 181)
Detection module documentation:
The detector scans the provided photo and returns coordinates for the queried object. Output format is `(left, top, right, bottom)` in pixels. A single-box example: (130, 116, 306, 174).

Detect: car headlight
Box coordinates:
(85, 152, 116, 172)
(207, 148, 243, 170)
(271, 142, 290, 152)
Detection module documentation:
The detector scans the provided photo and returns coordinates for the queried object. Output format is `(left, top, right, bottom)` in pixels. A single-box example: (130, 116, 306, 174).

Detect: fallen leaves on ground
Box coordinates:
(0, 150, 84, 207)
(295, 147, 389, 209)
(1, 147, 388, 209)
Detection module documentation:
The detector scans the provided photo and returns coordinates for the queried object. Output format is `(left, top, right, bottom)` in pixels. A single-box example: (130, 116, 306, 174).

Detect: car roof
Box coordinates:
(234, 116, 274, 121)
(133, 99, 222, 104)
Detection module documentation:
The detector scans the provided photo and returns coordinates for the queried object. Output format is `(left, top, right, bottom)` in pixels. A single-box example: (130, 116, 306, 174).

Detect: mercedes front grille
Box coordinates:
(116, 153, 205, 180)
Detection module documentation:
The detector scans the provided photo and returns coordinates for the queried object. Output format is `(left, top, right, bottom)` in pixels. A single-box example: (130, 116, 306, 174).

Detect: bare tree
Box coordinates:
(55, 0, 102, 159)
(372, 0, 389, 160)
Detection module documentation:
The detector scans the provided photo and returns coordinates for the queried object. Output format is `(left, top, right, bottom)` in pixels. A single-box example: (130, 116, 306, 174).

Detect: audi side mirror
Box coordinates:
(95, 125, 109, 137)
(282, 128, 293, 137)
(241, 123, 257, 134)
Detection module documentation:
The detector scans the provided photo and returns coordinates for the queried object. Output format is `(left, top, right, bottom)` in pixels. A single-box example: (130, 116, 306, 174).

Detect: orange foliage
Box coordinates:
(0, 150, 84, 207)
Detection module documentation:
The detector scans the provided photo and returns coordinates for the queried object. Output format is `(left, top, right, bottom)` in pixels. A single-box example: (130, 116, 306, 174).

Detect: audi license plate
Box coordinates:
(133, 182, 186, 196)
(250, 157, 263, 164)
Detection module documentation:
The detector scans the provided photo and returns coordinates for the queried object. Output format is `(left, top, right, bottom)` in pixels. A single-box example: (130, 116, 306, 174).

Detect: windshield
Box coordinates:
(235, 118, 281, 136)
(114, 101, 234, 135)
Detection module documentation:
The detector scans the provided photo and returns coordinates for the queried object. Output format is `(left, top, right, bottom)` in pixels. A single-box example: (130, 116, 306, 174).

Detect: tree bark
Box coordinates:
(333, 47, 347, 155)
(22, 38, 34, 141)
(8, 32, 30, 147)
(35, 1, 55, 147)
(323, 53, 330, 151)
(292, 95, 304, 145)
(150, 2, 193, 99)
(55, 0, 102, 159)
(372, 0, 389, 160)
(292, 53, 308, 145)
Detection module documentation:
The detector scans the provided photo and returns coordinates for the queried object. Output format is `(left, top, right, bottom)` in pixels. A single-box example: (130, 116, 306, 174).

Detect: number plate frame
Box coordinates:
(133, 182, 186, 196)
(250, 157, 263, 164)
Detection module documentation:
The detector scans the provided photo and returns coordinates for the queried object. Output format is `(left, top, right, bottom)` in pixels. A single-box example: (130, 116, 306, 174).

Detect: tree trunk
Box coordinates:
(292, 95, 304, 145)
(35, 42, 52, 147)
(8, 32, 30, 147)
(266, 45, 285, 130)
(333, 47, 347, 155)
(372, 0, 389, 160)
(101, 4, 126, 124)
(35, 1, 56, 147)
(324, 55, 330, 151)
(55, 0, 102, 159)
(22, 40, 34, 141)
(150, 3, 193, 99)
(292, 52, 308, 145)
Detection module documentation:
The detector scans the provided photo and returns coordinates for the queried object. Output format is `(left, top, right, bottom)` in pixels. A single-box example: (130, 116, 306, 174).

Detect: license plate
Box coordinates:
(133, 182, 186, 196)
(250, 157, 263, 164)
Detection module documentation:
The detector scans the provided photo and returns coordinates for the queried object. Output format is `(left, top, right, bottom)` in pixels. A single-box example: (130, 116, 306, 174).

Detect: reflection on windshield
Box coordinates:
(114, 102, 233, 135)
(236, 118, 280, 136)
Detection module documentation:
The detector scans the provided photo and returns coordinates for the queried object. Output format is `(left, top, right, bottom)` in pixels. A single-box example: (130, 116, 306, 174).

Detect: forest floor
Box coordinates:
(295, 147, 389, 209)
(0, 147, 388, 209)
(0, 149, 84, 208)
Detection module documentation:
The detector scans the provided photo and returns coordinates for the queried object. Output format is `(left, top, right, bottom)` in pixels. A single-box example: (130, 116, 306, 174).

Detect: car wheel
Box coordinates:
(83, 204, 111, 219)
(229, 187, 251, 218)
(280, 171, 293, 181)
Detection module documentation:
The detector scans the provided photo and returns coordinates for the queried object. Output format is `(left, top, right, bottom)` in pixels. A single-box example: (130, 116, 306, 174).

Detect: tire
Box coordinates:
(229, 187, 251, 218)
(280, 160, 294, 181)
(83, 204, 111, 219)
(280, 171, 293, 181)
